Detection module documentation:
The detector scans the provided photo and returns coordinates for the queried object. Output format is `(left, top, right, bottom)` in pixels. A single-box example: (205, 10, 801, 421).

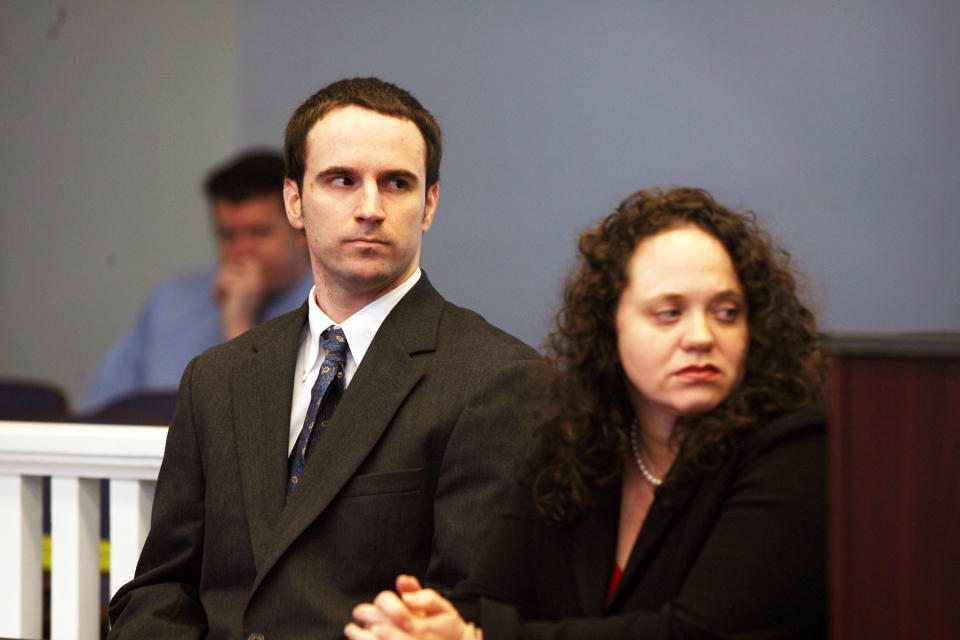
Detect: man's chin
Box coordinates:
(338, 268, 408, 295)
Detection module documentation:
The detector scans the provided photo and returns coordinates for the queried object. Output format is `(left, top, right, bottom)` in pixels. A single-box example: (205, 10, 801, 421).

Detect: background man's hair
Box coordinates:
(204, 150, 285, 203)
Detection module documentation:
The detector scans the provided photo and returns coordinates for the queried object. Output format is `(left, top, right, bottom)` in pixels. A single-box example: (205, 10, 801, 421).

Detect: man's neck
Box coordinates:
(313, 269, 419, 324)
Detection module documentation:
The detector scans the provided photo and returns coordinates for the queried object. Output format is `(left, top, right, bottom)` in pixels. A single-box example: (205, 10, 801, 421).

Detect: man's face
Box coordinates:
(213, 194, 309, 293)
(283, 105, 438, 309)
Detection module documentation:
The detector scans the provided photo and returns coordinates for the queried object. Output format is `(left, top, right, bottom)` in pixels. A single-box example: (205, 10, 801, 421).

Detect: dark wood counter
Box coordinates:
(826, 332, 960, 639)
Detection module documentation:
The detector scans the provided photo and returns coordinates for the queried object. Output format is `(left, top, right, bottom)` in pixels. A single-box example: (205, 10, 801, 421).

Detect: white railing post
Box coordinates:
(0, 474, 44, 638)
(0, 420, 167, 640)
(109, 478, 155, 598)
(51, 476, 101, 640)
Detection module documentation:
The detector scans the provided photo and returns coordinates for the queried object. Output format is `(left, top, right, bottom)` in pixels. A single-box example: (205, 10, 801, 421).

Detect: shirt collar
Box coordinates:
(303, 269, 421, 375)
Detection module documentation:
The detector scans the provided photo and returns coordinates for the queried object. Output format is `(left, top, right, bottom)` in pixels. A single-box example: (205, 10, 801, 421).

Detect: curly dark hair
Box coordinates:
(533, 187, 825, 524)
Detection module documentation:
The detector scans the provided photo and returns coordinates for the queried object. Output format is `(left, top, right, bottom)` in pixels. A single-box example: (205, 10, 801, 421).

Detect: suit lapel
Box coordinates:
(232, 305, 307, 572)
(251, 276, 444, 592)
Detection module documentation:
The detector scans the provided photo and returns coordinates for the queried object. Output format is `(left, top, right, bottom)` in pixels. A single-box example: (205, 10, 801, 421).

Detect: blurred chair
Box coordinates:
(0, 378, 69, 420)
(83, 391, 178, 426)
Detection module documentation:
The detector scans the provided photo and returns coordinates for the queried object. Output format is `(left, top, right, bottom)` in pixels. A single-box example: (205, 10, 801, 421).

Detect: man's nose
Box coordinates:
(226, 235, 257, 258)
(355, 180, 385, 223)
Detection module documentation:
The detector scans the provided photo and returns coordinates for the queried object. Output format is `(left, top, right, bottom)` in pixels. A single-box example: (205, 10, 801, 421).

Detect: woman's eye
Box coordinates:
(653, 309, 680, 322)
(715, 306, 741, 322)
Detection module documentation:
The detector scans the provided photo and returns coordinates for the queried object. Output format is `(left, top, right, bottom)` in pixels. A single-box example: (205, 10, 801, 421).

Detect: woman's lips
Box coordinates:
(675, 364, 720, 381)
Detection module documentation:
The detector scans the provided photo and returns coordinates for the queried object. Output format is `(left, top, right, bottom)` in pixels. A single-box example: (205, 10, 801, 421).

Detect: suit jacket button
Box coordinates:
(247, 633, 265, 640)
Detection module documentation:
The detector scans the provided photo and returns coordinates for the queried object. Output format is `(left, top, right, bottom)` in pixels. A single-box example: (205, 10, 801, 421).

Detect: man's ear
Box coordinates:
(422, 182, 439, 232)
(284, 178, 305, 230)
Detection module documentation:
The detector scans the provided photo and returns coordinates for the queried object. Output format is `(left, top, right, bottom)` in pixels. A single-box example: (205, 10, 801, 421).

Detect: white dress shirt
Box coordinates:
(287, 269, 422, 453)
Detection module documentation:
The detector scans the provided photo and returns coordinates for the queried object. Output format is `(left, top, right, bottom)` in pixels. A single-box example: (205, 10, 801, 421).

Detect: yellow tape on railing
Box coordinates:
(41, 534, 111, 573)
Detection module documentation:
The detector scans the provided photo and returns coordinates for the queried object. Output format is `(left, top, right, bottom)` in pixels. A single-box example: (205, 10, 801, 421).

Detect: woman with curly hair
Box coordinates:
(346, 187, 827, 639)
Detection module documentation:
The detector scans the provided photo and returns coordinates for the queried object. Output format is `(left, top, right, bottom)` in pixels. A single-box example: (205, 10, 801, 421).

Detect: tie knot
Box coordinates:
(321, 327, 349, 367)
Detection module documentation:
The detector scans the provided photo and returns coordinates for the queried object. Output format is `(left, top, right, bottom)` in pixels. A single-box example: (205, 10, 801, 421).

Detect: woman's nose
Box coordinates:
(681, 313, 714, 352)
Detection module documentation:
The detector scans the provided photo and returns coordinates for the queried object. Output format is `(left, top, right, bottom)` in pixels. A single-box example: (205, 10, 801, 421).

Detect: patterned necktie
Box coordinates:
(287, 326, 349, 496)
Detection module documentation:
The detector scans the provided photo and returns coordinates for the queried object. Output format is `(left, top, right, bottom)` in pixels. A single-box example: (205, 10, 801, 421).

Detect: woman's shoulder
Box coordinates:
(753, 404, 825, 442)
(733, 404, 826, 470)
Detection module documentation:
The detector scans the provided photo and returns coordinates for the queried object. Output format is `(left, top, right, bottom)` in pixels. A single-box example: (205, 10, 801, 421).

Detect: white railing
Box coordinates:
(0, 420, 167, 640)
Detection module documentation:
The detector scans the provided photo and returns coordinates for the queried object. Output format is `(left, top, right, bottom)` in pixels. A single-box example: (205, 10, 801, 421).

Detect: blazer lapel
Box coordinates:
(606, 486, 691, 610)
(572, 503, 618, 616)
(232, 306, 306, 572)
(251, 276, 443, 592)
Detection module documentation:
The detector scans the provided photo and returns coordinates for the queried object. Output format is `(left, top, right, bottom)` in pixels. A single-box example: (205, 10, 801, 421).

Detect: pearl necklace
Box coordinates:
(629, 420, 663, 487)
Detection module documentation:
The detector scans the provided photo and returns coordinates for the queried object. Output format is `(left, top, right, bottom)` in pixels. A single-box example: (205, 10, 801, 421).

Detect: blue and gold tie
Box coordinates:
(287, 326, 348, 496)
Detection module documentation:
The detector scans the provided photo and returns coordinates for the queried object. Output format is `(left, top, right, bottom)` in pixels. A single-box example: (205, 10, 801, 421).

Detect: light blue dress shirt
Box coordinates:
(80, 266, 313, 413)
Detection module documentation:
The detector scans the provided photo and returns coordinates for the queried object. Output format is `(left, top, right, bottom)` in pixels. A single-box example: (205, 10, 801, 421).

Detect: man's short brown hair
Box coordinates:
(284, 77, 442, 191)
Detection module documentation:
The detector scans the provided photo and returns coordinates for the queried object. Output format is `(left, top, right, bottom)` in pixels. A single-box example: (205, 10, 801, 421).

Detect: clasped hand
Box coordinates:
(345, 575, 478, 640)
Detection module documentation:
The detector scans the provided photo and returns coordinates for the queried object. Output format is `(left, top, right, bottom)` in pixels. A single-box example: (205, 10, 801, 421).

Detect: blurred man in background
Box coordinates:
(80, 150, 312, 413)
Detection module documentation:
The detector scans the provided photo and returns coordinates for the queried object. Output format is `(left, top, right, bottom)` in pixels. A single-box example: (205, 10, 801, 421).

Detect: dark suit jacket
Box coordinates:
(107, 276, 543, 640)
(452, 406, 826, 639)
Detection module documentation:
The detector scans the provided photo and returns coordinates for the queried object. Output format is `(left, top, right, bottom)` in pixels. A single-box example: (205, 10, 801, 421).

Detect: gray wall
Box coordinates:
(2, 1, 959, 406)
(1, 1, 238, 402)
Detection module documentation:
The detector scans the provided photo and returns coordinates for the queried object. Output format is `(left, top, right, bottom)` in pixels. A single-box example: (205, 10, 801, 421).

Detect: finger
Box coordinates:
(236, 254, 259, 268)
(218, 259, 244, 276)
(233, 255, 263, 277)
(400, 588, 454, 616)
(213, 265, 242, 296)
(352, 603, 393, 627)
(344, 621, 379, 640)
(345, 622, 410, 640)
(368, 622, 413, 640)
(395, 574, 422, 593)
(372, 590, 416, 631)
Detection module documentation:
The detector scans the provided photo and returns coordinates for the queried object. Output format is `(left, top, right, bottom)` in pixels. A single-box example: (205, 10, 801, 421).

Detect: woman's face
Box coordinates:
(615, 224, 748, 431)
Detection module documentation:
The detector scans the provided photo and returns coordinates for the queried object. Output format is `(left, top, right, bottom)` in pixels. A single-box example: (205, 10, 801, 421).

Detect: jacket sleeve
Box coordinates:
(424, 356, 546, 590)
(106, 357, 208, 639)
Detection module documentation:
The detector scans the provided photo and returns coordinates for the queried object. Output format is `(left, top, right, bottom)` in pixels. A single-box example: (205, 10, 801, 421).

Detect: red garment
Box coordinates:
(605, 563, 623, 608)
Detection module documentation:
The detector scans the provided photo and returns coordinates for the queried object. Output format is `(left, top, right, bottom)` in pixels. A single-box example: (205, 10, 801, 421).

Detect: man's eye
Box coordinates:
(385, 178, 409, 190)
(330, 176, 353, 187)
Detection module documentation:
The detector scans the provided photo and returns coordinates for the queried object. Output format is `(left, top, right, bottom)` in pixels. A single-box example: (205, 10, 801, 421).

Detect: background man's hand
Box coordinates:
(214, 256, 267, 340)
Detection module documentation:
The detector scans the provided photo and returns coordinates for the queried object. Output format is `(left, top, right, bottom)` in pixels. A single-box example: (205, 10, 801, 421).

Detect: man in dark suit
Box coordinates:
(107, 78, 542, 639)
